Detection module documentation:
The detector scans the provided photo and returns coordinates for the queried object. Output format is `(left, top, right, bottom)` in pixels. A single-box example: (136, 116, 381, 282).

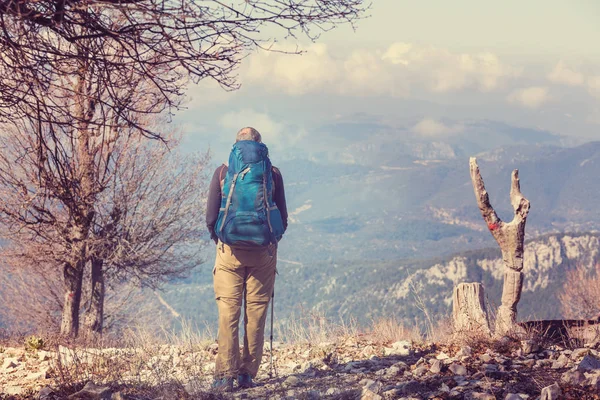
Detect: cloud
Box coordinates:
(412, 118, 463, 136)
(587, 76, 600, 98)
(507, 87, 551, 109)
(547, 60, 585, 86)
(243, 42, 518, 97)
(245, 44, 339, 96)
(382, 43, 519, 93)
(218, 109, 307, 152)
(219, 109, 284, 141)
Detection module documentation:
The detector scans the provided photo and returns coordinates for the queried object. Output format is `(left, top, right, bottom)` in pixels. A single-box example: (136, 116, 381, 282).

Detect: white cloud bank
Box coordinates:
(587, 76, 600, 98)
(547, 60, 585, 86)
(412, 118, 463, 137)
(244, 42, 519, 97)
(507, 87, 551, 109)
(219, 109, 284, 140)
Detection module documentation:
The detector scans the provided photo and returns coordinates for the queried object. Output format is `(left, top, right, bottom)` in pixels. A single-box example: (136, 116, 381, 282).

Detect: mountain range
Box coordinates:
(162, 124, 600, 331)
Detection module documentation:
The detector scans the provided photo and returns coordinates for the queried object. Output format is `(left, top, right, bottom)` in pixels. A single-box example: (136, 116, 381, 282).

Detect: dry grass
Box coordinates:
(44, 319, 217, 398)
(275, 309, 359, 344)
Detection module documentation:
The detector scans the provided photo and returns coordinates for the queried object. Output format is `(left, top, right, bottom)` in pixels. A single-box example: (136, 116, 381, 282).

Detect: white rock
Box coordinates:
(540, 383, 561, 400)
(38, 350, 51, 361)
(39, 387, 53, 400)
(3, 386, 24, 395)
(283, 375, 301, 388)
(25, 371, 46, 381)
(360, 389, 382, 400)
(2, 357, 19, 370)
(456, 346, 472, 357)
(504, 394, 524, 400)
(449, 363, 467, 376)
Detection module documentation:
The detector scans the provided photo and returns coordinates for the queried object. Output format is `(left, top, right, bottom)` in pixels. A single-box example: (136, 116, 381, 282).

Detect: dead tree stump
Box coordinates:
(453, 282, 491, 336)
(470, 157, 531, 336)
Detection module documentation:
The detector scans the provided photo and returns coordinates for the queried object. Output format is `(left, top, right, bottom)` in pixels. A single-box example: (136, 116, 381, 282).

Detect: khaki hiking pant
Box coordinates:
(213, 241, 277, 379)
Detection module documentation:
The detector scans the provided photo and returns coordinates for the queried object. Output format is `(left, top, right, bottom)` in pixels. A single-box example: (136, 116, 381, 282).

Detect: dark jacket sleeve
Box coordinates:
(206, 165, 226, 244)
(272, 167, 288, 232)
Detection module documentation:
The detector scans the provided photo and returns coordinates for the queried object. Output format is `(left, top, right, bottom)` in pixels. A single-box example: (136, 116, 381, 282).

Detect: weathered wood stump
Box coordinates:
(453, 282, 491, 336)
(470, 157, 531, 336)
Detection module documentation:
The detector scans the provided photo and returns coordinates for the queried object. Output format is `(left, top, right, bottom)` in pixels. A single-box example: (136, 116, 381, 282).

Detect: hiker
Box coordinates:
(206, 127, 288, 392)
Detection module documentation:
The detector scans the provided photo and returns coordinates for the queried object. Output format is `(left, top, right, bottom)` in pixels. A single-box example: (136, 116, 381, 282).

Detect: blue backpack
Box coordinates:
(216, 141, 285, 247)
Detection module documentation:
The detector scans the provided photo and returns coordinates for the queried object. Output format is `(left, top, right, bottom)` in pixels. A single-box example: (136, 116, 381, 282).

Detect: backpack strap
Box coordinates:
(219, 164, 226, 194)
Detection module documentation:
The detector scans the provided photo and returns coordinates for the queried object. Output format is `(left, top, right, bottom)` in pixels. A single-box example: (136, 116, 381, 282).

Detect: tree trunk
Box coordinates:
(60, 259, 85, 337)
(85, 256, 105, 335)
(469, 157, 531, 336)
(453, 282, 491, 336)
(59, 68, 96, 338)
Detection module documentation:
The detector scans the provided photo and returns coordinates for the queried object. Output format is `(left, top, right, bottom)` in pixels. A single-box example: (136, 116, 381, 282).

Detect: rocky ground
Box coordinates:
(1, 335, 600, 399)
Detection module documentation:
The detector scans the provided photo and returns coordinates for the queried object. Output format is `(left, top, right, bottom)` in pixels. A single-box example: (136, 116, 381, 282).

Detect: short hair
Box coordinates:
(236, 127, 262, 143)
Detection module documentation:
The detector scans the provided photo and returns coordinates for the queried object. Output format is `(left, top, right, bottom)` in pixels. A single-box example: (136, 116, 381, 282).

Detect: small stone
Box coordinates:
(382, 388, 402, 398)
(551, 360, 567, 369)
(283, 375, 301, 388)
(361, 389, 382, 400)
(578, 355, 600, 371)
(430, 359, 443, 374)
(2, 358, 18, 369)
(436, 352, 450, 360)
(571, 348, 590, 359)
(584, 372, 600, 389)
(361, 379, 382, 393)
(557, 353, 569, 363)
(3, 386, 25, 396)
(38, 350, 51, 361)
(39, 387, 53, 400)
(540, 383, 561, 400)
(457, 346, 472, 357)
(480, 354, 493, 363)
(392, 341, 412, 354)
(449, 363, 467, 376)
(504, 394, 524, 400)
(469, 393, 495, 400)
(561, 370, 585, 386)
(521, 340, 540, 354)
(413, 365, 427, 376)
(326, 388, 340, 396)
(523, 359, 535, 368)
(25, 371, 46, 381)
(393, 361, 408, 370)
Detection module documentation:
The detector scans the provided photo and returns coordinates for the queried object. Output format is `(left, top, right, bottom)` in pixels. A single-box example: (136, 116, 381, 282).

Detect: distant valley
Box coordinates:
(164, 125, 600, 331)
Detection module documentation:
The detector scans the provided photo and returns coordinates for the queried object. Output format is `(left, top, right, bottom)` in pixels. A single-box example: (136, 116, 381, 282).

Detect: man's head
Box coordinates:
(236, 127, 262, 143)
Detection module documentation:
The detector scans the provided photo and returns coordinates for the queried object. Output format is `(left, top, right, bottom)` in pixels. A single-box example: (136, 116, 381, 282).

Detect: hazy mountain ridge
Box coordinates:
(275, 140, 600, 267)
(163, 137, 600, 329)
(165, 232, 600, 330)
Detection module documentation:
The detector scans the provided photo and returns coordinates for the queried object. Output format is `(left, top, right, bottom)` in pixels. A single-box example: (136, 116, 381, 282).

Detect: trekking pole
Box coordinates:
(269, 288, 275, 378)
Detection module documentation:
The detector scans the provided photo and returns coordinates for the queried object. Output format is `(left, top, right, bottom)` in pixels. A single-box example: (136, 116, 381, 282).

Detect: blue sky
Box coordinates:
(175, 0, 600, 163)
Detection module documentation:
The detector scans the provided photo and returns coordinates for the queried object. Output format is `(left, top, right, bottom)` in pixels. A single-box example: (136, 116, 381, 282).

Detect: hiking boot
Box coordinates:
(212, 377, 234, 392)
(237, 373, 254, 389)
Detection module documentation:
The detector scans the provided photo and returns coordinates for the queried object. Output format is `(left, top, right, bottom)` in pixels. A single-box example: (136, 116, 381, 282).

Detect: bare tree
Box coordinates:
(559, 263, 600, 320)
(0, 250, 176, 335)
(470, 157, 531, 336)
(84, 134, 210, 335)
(0, 0, 369, 137)
(0, 131, 208, 335)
